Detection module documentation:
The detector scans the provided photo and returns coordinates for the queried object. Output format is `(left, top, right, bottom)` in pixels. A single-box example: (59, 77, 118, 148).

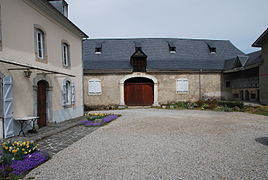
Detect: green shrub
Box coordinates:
(218, 101, 244, 109)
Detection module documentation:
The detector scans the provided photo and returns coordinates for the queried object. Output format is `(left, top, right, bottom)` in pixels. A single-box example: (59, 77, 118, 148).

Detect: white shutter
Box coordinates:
(176, 79, 188, 92)
(95, 81, 101, 93)
(88, 79, 102, 95)
(62, 80, 67, 106)
(183, 79, 189, 92)
(3, 76, 14, 138)
(71, 82, 75, 105)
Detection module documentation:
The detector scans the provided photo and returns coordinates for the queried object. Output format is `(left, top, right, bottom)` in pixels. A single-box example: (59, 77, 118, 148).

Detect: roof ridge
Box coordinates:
(86, 38, 231, 42)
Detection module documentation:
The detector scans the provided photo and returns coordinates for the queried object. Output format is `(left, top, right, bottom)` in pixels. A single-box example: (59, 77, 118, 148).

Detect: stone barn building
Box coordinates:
(82, 38, 249, 108)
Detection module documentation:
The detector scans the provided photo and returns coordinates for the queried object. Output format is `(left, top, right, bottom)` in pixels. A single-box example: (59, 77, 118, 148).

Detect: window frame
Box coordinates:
(88, 79, 102, 95)
(176, 78, 189, 93)
(34, 25, 47, 63)
(36, 29, 44, 59)
(62, 42, 70, 68)
(62, 78, 75, 106)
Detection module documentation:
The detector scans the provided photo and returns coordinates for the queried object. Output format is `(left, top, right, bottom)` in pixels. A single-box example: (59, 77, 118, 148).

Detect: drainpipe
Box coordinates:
(199, 69, 202, 100)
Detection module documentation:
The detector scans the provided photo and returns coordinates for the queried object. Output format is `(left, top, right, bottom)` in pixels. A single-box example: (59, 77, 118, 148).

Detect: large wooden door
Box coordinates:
(37, 80, 48, 128)
(124, 82, 153, 106)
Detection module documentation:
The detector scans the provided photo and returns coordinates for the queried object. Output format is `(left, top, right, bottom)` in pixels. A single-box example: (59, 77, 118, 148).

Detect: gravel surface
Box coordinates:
(25, 109, 268, 180)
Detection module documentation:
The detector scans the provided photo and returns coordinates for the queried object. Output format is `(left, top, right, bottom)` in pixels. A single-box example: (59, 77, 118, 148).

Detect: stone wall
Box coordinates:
(84, 72, 222, 107)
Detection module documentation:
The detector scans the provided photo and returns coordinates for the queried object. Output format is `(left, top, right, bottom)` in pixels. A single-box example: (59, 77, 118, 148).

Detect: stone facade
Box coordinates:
(84, 72, 222, 107)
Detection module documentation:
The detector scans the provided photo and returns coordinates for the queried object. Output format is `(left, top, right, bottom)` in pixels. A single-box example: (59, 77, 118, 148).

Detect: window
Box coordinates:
(169, 46, 176, 53)
(62, 43, 70, 67)
(62, 79, 75, 106)
(210, 47, 216, 54)
(95, 47, 102, 54)
(88, 79, 102, 95)
(176, 78, 189, 92)
(226, 81, 231, 88)
(168, 42, 176, 53)
(36, 29, 45, 59)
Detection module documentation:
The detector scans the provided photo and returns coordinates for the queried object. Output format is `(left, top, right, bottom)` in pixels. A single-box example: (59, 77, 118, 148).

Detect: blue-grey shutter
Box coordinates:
(3, 76, 14, 138)
(62, 80, 67, 106)
(71, 82, 75, 105)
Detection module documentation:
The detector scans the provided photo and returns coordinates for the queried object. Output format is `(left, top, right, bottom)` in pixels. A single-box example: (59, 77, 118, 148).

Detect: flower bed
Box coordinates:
(80, 113, 121, 127)
(0, 141, 49, 179)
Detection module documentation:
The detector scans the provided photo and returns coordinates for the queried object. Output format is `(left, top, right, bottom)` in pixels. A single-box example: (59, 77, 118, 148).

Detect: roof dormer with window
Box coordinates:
(131, 45, 147, 72)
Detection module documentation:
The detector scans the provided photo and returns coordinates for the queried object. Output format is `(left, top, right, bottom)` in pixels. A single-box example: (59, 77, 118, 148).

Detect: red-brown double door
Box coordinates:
(37, 80, 48, 128)
(124, 82, 154, 106)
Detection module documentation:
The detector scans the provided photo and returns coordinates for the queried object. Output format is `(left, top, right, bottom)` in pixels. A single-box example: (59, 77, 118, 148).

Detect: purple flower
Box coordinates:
(84, 121, 104, 126)
(79, 114, 119, 126)
(11, 151, 49, 175)
(102, 115, 118, 123)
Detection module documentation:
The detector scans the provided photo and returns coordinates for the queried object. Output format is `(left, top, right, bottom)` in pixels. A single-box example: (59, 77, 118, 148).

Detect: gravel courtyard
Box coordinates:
(26, 109, 268, 180)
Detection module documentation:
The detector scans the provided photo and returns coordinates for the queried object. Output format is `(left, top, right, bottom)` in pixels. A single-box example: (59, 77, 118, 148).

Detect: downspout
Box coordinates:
(199, 69, 202, 100)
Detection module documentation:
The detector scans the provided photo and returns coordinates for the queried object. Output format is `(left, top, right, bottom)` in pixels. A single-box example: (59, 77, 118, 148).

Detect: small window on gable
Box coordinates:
(62, 42, 70, 67)
(88, 79, 102, 95)
(176, 78, 189, 92)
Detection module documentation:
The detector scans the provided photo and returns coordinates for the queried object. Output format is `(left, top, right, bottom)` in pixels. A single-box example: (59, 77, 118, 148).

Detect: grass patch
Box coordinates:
(245, 106, 268, 116)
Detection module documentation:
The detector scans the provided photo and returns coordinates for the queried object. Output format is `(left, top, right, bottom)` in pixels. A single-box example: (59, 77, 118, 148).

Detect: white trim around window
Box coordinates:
(62, 78, 75, 106)
(176, 78, 189, 93)
(62, 43, 70, 67)
(88, 79, 102, 95)
(36, 29, 45, 59)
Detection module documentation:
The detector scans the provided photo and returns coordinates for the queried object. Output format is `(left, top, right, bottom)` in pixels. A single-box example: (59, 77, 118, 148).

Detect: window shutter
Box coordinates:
(177, 79, 188, 92)
(62, 81, 67, 106)
(183, 79, 189, 92)
(71, 82, 75, 105)
(3, 76, 14, 138)
(88, 80, 101, 94)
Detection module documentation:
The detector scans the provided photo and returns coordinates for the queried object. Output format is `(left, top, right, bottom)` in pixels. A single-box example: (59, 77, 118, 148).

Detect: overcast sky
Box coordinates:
(67, 0, 268, 53)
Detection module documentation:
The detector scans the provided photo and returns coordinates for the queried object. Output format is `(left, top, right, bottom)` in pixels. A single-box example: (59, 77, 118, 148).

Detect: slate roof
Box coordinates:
(83, 38, 244, 71)
(224, 50, 262, 70)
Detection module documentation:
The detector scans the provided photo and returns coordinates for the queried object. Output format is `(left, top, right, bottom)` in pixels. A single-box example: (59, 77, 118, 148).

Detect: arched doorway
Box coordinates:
(37, 80, 48, 128)
(119, 73, 159, 106)
(124, 77, 154, 106)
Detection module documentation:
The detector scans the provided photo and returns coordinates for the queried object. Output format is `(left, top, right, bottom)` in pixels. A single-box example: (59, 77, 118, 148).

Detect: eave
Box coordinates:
(24, 0, 88, 39)
(252, 28, 268, 47)
(223, 63, 261, 73)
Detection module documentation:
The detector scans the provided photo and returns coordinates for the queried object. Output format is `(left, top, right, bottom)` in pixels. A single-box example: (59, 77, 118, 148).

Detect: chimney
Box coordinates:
(47, 0, 69, 17)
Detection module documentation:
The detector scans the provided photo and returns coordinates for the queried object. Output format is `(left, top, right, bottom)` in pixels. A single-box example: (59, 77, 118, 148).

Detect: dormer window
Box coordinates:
(131, 48, 147, 72)
(206, 42, 216, 54)
(95, 42, 102, 54)
(210, 47, 216, 54)
(168, 42, 176, 53)
(95, 47, 102, 54)
(169, 46, 176, 53)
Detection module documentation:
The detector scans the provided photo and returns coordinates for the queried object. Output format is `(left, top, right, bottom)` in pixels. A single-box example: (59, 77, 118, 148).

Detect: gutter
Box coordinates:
(0, 58, 75, 77)
(223, 63, 261, 73)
